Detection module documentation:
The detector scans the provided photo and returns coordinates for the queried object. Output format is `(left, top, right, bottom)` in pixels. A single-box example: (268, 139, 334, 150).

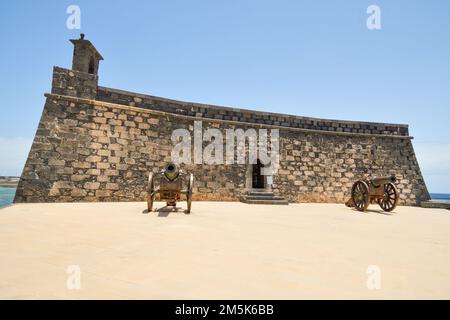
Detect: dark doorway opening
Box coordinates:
(252, 159, 265, 189)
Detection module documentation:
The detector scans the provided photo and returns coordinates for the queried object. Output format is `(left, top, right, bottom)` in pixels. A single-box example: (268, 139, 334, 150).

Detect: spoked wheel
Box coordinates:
(378, 182, 398, 212)
(147, 173, 155, 212)
(186, 173, 194, 214)
(351, 181, 370, 212)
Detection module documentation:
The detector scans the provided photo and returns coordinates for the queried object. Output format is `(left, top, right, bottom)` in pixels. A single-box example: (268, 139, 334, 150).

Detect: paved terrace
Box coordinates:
(1, 202, 449, 299)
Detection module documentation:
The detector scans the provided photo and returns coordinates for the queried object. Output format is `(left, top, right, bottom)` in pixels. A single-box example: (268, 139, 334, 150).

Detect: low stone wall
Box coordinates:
(14, 66, 430, 205)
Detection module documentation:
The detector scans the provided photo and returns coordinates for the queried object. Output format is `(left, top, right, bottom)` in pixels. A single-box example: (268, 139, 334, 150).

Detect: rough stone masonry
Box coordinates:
(14, 36, 430, 205)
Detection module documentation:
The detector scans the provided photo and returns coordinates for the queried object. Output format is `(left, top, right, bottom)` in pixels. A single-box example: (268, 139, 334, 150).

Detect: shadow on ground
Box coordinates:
(350, 208, 394, 216)
(142, 206, 188, 217)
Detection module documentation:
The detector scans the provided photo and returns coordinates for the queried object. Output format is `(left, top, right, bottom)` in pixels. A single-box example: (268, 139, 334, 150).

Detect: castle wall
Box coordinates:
(96, 87, 409, 137)
(14, 67, 430, 205)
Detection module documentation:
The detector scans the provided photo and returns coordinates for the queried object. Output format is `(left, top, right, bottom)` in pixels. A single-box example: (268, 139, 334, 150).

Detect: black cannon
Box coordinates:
(345, 175, 399, 212)
(147, 162, 194, 213)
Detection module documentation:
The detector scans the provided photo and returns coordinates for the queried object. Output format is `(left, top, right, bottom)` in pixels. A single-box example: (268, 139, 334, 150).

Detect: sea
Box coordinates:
(0, 187, 16, 209)
(429, 193, 450, 204)
(0, 187, 449, 209)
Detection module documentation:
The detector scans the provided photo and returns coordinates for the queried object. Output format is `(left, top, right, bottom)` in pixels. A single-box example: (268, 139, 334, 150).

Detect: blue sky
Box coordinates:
(0, 0, 449, 192)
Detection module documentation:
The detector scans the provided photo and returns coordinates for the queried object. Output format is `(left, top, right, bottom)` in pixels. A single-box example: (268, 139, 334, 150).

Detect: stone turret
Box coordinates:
(51, 34, 102, 99)
(70, 33, 103, 75)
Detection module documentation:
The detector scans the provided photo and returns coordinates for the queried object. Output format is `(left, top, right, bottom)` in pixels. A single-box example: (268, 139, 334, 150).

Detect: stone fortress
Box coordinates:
(14, 35, 430, 205)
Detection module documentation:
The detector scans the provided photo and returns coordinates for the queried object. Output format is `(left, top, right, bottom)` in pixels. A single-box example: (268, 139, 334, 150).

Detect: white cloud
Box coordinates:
(0, 137, 33, 177)
(413, 142, 450, 194)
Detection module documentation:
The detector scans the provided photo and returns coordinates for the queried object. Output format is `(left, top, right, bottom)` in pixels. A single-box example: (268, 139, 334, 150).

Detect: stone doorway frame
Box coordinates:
(245, 161, 272, 192)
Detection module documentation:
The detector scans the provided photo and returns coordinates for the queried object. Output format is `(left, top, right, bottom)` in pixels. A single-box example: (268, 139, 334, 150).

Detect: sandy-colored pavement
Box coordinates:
(0, 201, 449, 299)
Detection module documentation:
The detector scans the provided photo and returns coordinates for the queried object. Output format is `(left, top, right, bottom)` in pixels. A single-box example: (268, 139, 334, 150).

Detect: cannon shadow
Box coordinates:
(142, 206, 188, 217)
(350, 208, 394, 216)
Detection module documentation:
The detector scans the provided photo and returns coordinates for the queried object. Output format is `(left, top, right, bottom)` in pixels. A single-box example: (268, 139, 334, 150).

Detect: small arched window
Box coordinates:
(88, 56, 95, 74)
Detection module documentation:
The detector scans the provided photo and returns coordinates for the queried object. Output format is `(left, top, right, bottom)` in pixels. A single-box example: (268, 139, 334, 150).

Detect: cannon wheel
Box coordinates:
(186, 173, 194, 214)
(147, 173, 155, 212)
(351, 180, 370, 212)
(378, 182, 398, 212)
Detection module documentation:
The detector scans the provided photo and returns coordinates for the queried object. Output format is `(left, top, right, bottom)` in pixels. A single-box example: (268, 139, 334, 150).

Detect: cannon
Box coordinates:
(147, 162, 194, 213)
(345, 175, 399, 212)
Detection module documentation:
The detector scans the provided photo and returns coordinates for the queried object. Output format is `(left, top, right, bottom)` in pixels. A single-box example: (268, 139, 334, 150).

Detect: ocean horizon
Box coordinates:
(1, 187, 450, 209)
(429, 193, 450, 204)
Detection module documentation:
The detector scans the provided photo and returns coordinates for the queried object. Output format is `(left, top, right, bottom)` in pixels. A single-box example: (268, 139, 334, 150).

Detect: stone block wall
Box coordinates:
(52, 67, 98, 99)
(14, 95, 249, 202)
(274, 132, 428, 204)
(14, 67, 430, 205)
(97, 87, 409, 136)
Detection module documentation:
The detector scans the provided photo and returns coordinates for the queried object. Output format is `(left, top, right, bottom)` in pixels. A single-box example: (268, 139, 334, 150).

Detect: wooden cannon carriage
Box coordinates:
(345, 175, 399, 212)
(147, 162, 194, 213)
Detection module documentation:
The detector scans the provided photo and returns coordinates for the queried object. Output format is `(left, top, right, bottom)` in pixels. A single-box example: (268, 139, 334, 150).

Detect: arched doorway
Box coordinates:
(252, 159, 265, 189)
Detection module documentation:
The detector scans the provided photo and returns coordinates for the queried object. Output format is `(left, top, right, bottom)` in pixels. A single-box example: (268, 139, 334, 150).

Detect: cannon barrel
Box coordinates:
(163, 162, 180, 181)
(371, 175, 396, 187)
